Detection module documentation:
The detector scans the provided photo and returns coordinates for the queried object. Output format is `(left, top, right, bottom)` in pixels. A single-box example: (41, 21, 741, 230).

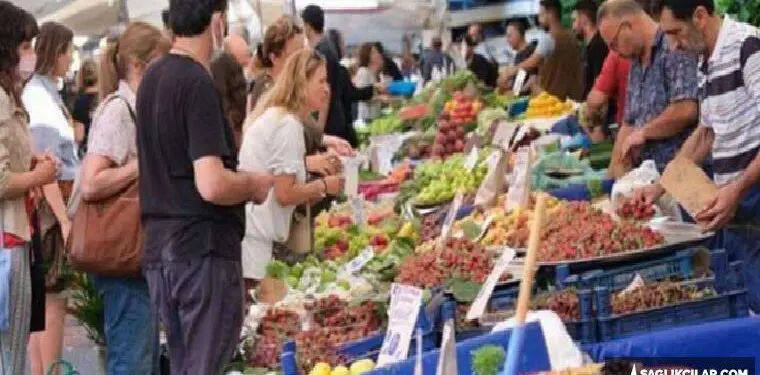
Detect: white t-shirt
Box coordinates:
(354, 67, 379, 121)
(535, 32, 556, 59)
(239, 107, 307, 279)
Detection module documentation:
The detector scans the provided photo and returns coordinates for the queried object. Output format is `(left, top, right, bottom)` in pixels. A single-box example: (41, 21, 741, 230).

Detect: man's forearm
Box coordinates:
(642, 101, 698, 140)
(212, 170, 260, 206)
(676, 126, 714, 165)
(733, 152, 760, 196)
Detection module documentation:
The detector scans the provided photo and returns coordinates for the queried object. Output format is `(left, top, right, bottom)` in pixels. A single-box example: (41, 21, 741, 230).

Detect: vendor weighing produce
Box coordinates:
(634, 0, 760, 312)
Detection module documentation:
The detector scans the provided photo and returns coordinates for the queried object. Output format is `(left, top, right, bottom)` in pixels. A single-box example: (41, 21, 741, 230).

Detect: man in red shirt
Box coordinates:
(586, 51, 631, 177)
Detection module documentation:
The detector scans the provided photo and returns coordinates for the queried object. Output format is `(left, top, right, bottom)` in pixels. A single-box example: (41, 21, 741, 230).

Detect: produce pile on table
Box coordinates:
(525, 92, 575, 119)
(411, 152, 491, 206)
(610, 281, 717, 315)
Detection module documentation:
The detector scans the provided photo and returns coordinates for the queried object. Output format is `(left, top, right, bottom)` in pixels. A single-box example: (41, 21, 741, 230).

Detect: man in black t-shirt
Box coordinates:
(136, 0, 272, 373)
(572, 0, 609, 98)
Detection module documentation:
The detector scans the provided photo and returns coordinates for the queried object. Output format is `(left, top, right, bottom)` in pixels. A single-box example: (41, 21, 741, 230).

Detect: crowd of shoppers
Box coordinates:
(2, 0, 760, 373)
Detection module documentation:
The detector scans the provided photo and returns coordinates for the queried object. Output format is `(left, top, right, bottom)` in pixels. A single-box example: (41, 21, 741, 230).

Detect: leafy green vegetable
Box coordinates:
(460, 220, 483, 240)
(471, 345, 506, 375)
(450, 278, 482, 303)
(265, 261, 289, 279)
(587, 177, 603, 200)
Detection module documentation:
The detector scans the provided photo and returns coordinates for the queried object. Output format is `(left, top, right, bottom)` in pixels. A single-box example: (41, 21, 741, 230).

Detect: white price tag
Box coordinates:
(344, 247, 375, 274)
(342, 156, 362, 198)
(466, 248, 517, 320)
(436, 321, 457, 375)
(474, 215, 494, 242)
(491, 121, 519, 149)
(481, 150, 501, 170)
(377, 283, 424, 367)
(512, 69, 528, 96)
(506, 148, 532, 210)
(438, 191, 465, 247)
(464, 147, 479, 172)
(351, 196, 365, 226)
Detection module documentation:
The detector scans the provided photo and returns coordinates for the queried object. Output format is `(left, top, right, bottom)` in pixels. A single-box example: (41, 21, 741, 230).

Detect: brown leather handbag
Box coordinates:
(67, 182, 143, 276)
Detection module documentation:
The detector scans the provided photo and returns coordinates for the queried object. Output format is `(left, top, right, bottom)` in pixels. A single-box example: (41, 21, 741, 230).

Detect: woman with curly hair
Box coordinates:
(0, 2, 58, 373)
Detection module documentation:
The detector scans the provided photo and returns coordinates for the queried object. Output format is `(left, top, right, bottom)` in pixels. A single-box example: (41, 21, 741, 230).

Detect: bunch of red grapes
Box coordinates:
(431, 116, 466, 160)
(245, 308, 301, 369)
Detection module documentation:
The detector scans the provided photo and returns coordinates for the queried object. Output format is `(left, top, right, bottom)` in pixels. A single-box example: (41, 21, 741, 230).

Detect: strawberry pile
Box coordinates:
(539, 202, 664, 262)
(396, 238, 510, 289)
(245, 309, 301, 369)
(535, 290, 580, 321)
(617, 197, 656, 221)
(295, 296, 384, 371)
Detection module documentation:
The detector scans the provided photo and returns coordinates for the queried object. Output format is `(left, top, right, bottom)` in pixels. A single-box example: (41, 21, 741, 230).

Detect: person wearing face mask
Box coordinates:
(135, 0, 274, 373)
(22, 21, 79, 375)
(240, 48, 344, 295)
(0, 3, 59, 374)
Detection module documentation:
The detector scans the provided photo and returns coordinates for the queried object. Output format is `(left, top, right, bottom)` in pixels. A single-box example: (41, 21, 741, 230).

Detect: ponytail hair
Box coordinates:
(98, 21, 171, 100)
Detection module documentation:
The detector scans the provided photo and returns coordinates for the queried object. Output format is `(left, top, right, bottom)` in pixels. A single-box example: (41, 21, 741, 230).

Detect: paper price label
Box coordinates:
(438, 191, 465, 247)
(464, 147, 479, 171)
(474, 215, 494, 242)
(436, 321, 457, 375)
(506, 148, 532, 210)
(377, 283, 424, 367)
(481, 150, 501, 171)
(351, 196, 365, 226)
(466, 248, 517, 320)
(512, 69, 528, 96)
(344, 247, 375, 274)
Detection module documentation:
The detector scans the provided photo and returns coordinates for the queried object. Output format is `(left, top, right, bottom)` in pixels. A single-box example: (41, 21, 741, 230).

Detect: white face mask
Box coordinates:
(18, 54, 36, 81)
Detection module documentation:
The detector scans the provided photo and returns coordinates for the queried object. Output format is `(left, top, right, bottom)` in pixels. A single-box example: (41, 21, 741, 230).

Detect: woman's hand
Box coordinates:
(307, 154, 342, 176)
(322, 135, 354, 156)
(323, 175, 345, 195)
(31, 156, 58, 186)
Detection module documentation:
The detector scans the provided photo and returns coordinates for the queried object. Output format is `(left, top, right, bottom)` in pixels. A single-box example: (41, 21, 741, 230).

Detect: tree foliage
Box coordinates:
(717, 0, 760, 26)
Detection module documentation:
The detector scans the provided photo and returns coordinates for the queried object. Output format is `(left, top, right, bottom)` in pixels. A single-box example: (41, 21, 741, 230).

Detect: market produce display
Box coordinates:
(366, 114, 404, 136)
(413, 152, 490, 206)
(442, 91, 482, 127)
(611, 281, 717, 315)
(472, 345, 507, 375)
(616, 196, 656, 221)
(244, 308, 302, 369)
(525, 92, 574, 119)
(432, 115, 467, 159)
(396, 238, 510, 292)
(394, 132, 435, 160)
(539, 202, 664, 262)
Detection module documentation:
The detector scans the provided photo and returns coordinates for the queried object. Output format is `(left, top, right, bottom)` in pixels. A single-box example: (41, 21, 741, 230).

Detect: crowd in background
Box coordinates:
(1, 0, 760, 374)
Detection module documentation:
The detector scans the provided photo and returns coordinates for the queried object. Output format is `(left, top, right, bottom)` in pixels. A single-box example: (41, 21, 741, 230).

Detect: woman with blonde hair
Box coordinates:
(78, 21, 170, 374)
(240, 49, 344, 284)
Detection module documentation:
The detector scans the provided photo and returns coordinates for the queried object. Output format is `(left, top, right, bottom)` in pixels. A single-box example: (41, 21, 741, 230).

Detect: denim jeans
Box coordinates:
(91, 275, 159, 375)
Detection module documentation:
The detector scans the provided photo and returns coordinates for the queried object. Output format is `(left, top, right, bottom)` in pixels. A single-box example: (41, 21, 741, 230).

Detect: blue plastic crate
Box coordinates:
(442, 288, 597, 344)
(365, 321, 551, 375)
(279, 304, 438, 374)
(594, 270, 749, 342)
(558, 248, 728, 293)
(387, 81, 416, 98)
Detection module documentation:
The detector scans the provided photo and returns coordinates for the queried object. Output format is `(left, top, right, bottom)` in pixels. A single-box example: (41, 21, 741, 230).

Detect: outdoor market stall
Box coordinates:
(228, 68, 752, 375)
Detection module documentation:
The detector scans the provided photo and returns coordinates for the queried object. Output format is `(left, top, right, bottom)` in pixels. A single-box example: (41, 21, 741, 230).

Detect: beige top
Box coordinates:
(0, 88, 33, 241)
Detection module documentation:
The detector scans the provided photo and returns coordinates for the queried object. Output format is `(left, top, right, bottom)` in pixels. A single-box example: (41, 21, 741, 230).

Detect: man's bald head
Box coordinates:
(597, 0, 644, 22)
(225, 33, 252, 69)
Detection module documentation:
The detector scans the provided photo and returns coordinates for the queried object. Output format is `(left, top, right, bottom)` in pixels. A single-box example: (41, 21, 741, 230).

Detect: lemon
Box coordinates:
(332, 365, 350, 375)
(310, 362, 332, 375)
(350, 359, 375, 375)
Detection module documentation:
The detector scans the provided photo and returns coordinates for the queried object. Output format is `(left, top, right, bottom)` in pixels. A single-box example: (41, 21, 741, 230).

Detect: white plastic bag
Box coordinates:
(610, 160, 683, 221)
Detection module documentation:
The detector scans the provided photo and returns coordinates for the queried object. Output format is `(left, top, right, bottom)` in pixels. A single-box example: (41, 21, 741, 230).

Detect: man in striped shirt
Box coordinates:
(642, 0, 760, 311)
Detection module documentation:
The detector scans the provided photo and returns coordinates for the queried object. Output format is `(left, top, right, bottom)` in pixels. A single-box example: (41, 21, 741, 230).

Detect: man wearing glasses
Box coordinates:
(597, 0, 699, 174)
(634, 0, 760, 312)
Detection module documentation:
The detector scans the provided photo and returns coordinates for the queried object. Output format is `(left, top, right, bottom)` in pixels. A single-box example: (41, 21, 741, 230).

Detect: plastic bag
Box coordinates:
(531, 151, 605, 191)
(610, 160, 683, 221)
